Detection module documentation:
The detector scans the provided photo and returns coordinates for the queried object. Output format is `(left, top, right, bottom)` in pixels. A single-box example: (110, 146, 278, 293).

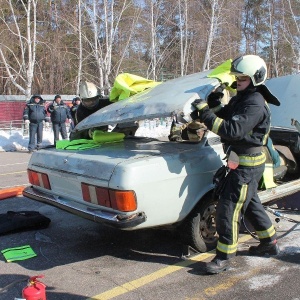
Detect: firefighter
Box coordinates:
(69, 81, 113, 140)
(191, 55, 280, 274)
(74, 81, 112, 126)
(70, 96, 81, 129)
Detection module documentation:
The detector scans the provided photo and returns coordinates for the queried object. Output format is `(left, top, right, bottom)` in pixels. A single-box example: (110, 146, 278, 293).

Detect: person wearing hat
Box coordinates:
(70, 96, 81, 129)
(74, 81, 112, 126)
(23, 95, 50, 153)
(47, 95, 72, 145)
(69, 81, 113, 140)
(191, 55, 281, 274)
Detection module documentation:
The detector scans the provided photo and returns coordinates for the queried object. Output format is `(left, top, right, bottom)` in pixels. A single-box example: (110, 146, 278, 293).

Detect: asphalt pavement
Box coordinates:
(0, 151, 299, 300)
(0, 151, 30, 190)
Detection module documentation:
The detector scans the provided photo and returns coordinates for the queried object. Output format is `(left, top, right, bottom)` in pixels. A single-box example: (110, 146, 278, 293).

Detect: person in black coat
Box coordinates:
(70, 97, 81, 130)
(192, 55, 280, 274)
(73, 81, 112, 126)
(23, 95, 50, 153)
(70, 81, 138, 140)
(70, 81, 113, 140)
(47, 95, 72, 145)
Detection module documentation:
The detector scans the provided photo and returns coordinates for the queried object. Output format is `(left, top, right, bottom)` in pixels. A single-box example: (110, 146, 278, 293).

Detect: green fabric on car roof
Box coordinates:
(56, 131, 125, 150)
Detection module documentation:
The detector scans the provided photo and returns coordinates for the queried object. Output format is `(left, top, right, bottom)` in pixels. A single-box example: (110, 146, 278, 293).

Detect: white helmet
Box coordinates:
(79, 81, 100, 109)
(230, 55, 267, 86)
(79, 81, 100, 99)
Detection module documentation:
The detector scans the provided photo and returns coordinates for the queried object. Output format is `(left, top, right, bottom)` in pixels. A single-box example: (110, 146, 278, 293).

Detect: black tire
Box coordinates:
(178, 194, 218, 253)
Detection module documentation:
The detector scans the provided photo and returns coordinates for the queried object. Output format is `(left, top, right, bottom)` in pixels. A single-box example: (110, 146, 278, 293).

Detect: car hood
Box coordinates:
(75, 71, 300, 131)
(75, 71, 219, 131)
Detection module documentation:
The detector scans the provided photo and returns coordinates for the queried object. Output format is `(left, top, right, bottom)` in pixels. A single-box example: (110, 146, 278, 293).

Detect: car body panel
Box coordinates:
(26, 132, 225, 228)
(75, 71, 219, 131)
(265, 74, 300, 129)
(24, 71, 300, 236)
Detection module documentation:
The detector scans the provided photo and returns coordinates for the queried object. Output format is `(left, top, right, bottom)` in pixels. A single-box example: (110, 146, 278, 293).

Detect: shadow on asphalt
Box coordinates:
(0, 274, 91, 300)
(1, 196, 299, 273)
(0, 197, 185, 273)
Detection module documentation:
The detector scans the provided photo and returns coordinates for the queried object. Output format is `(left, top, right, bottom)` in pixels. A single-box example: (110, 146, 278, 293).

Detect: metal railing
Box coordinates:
(0, 120, 26, 135)
(0, 120, 72, 136)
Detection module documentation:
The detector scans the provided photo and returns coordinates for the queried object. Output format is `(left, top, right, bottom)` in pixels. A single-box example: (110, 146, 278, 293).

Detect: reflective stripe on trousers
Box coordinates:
(215, 163, 277, 259)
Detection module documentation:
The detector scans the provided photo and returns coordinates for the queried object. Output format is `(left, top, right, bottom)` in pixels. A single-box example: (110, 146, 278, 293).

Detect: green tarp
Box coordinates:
(56, 131, 125, 150)
(1, 245, 36, 262)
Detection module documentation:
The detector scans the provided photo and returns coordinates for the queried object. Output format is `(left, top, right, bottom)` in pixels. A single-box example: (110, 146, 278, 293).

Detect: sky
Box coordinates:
(0, 119, 172, 152)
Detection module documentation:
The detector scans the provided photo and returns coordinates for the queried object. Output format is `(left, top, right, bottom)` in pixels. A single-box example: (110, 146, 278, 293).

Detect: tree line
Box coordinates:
(0, 0, 299, 100)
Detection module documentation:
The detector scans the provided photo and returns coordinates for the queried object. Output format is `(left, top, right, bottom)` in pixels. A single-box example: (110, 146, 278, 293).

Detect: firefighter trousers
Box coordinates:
(215, 163, 277, 260)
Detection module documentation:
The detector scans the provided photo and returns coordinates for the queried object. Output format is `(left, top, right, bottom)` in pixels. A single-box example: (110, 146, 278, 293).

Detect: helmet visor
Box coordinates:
(230, 56, 245, 75)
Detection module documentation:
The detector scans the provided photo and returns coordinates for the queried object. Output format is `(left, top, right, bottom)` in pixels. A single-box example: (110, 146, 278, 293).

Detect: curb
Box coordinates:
(0, 186, 25, 200)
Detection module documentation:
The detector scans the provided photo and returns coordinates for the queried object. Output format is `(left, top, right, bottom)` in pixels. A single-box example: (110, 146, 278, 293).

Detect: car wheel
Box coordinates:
(178, 194, 218, 253)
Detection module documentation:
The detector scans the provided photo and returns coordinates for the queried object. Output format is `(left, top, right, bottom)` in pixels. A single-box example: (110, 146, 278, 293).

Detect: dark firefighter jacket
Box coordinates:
(70, 104, 79, 120)
(47, 100, 71, 124)
(200, 87, 270, 154)
(23, 95, 50, 123)
(74, 98, 112, 126)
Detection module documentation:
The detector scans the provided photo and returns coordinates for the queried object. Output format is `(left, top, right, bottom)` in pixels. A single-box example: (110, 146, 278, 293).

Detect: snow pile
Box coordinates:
(0, 118, 173, 152)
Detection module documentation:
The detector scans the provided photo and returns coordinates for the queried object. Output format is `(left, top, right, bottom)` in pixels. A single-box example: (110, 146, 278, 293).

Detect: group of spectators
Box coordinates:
(23, 94, 82, 153)
(23, 80, 115, 153)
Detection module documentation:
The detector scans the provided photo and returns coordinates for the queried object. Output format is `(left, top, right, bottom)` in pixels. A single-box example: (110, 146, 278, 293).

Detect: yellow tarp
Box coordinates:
(109, 73, 161, 102)
(207, 59, 236, 92)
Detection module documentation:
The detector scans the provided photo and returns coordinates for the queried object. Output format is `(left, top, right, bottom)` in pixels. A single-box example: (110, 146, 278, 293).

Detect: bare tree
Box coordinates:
(178, 0, 189, 76)
(201, 0, 226, 71)
(81, 0, 136, 92)
(0, 0, 298, 96)
(77, 0, 83, 94)
(267, 0, 279, 77)
(281, 0, 300, 73)
(0, 0, 38, 99)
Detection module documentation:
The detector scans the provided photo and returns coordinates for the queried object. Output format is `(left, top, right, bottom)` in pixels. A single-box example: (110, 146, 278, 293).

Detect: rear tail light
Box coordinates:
(81, 183, 137, 212)
(28, 169, 51, 190)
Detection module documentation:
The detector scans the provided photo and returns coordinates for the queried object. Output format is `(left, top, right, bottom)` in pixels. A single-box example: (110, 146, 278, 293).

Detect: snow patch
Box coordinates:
(247, 274, 281, 290)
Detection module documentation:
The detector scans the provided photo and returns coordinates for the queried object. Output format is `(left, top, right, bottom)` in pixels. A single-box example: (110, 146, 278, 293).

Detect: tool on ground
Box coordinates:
(264, 206, 300, 224)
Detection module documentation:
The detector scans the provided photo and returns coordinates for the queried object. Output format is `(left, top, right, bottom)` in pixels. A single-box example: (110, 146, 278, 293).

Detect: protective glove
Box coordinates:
(187, 120, 207, 142)
(24, 119, 30, 128)
(191, 99, 210, 123)
(230, 81, 237, 90)
(207, 92, 223, 108)
(168, 120, 186, 142)
(191, 99, 208, 112)
(207, 84, 227, 109)
(68, 119, 73, 124)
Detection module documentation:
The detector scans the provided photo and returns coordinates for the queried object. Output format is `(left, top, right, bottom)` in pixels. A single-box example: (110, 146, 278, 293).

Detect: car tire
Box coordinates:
(178, 194, 218, 253)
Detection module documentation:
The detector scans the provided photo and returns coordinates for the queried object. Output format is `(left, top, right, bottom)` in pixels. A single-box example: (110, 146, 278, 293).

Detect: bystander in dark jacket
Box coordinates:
(70, 97, 81, 129)
(47, 95, 72, 145)
(23, 95, 50, 153)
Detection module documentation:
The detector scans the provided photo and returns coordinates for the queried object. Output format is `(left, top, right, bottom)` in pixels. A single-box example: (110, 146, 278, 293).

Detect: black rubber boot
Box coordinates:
(248, 240, 280, 256)
(205, 256, 230, 274)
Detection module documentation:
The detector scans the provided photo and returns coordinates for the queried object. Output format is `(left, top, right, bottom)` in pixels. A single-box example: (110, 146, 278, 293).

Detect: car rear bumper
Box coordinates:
(23, 186, 146, 229)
